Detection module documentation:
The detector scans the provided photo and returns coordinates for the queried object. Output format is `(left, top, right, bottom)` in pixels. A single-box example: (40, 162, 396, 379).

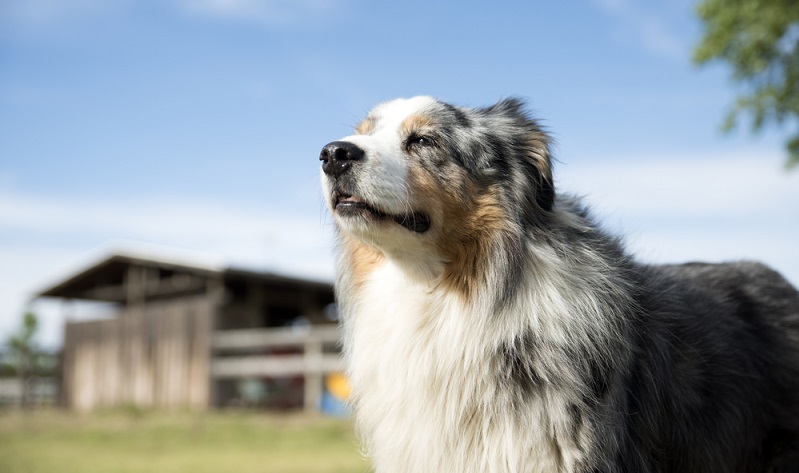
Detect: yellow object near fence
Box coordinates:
(326, 372, 351, 401)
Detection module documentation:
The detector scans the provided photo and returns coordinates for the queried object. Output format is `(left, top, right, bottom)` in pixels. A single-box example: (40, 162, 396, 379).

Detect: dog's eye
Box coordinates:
(405, 135, 434, 151)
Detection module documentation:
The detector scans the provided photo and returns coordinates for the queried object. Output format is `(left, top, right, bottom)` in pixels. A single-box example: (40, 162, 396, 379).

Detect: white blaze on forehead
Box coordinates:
(344, 96, 438, 142)
(368, 96, 438, 130)
(335, 96, 438, 214)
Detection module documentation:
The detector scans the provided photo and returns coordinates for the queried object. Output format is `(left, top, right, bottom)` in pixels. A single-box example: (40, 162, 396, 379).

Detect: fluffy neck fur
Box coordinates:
(335, 197, 636, 473)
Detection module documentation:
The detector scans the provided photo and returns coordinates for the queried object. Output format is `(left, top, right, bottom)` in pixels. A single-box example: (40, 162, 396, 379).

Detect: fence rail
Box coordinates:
(211, 325, 342, 411)
(212, 325, 340, 350)
(210, 355, 343, 378)
(0, 377, 58, 406)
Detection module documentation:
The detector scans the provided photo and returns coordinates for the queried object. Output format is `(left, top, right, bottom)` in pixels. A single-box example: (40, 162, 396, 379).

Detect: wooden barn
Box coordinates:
(36, 252, 342, 412)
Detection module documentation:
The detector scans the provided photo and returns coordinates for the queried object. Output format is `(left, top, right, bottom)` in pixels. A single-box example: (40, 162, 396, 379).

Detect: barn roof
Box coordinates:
(36, 251, 332, 303)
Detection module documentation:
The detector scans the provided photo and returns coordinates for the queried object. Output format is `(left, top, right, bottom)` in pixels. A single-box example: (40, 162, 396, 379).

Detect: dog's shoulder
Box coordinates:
(650, 261, 799, 317)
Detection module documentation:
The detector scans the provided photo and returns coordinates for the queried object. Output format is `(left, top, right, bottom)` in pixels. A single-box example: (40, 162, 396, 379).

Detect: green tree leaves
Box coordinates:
(694, 0, 799, 169)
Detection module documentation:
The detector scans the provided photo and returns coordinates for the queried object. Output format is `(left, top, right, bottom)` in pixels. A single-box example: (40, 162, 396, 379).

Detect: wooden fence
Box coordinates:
(61, 294, 215, 411)
(0, 377, 58, 407)
(210, 325, 343, 411)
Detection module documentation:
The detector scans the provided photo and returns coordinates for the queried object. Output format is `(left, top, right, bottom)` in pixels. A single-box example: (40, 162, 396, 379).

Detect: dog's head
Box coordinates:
(320, 96, 554, 260)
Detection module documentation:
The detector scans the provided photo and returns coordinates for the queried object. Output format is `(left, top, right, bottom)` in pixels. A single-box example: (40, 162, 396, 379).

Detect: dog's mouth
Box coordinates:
(335, 194, 430, 233)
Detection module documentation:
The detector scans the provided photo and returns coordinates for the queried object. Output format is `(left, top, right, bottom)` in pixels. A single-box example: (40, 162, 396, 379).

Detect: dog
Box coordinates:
(319, 96, 799, 472)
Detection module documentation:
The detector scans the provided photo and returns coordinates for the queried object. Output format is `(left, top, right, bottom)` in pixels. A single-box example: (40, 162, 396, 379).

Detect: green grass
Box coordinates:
(0, 409, 369, 473)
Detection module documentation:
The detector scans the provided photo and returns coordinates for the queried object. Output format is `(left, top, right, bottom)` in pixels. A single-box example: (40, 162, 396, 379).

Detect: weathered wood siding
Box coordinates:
(61, 294, 215, 411)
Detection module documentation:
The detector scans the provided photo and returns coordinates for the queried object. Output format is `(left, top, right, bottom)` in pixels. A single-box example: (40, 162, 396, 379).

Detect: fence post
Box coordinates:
(303, 338, 323, 413)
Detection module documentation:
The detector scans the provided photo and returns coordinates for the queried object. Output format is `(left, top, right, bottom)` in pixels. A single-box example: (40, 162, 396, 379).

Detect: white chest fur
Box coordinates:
(344, 262, 588, 473)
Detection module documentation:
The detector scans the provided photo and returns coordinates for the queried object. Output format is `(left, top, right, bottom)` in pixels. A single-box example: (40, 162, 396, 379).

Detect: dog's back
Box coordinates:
(620, 261, 799, 471)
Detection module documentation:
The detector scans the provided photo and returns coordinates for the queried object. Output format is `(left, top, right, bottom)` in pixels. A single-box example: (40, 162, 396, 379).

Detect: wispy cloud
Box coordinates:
(0, 0, 339, 32)
(558, 151, 799, 284)
(558, 152, 799, 219)
(0, 0, 125, 29)
(172, 0, 337, 26)
(590, 0, 688, 60)
(0, 191, 336, 279)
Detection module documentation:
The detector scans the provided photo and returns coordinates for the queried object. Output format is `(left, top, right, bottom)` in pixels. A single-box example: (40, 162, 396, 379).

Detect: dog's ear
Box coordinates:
(487, 98, 555, 212)
(528, 134, 555, 212)
(522, 125, 555, 212)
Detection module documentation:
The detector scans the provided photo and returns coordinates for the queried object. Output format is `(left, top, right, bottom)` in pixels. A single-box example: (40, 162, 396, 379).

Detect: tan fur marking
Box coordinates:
(525, 133, 552, 184)
(405, 153, 506, 300)
(343, 235, 385, 291)
(439, 189, 507, 299)
(356, 117, 375, 135)
(400, 114, 434, 137)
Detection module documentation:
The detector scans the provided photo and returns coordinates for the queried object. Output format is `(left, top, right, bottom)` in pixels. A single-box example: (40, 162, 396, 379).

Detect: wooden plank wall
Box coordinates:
(61, 294, 215, 411)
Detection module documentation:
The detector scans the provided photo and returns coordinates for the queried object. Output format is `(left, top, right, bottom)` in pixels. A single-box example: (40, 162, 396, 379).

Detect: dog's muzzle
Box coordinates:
(320, 140, 431, 233)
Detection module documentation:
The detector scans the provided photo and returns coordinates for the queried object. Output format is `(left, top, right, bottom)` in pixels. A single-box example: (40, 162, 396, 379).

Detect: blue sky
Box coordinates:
(2, 0, 798, 349)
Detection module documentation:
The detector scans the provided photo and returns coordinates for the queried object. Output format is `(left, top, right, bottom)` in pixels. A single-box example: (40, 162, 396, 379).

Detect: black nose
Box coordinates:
(320, 141, 365, 177)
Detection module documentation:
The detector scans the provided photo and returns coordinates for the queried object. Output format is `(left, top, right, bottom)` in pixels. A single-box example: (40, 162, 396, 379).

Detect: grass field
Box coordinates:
(0, 409, 369, 473)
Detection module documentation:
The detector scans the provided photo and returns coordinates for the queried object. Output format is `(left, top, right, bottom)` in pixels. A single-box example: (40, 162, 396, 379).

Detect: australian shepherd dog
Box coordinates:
(319, 96, 799, 472)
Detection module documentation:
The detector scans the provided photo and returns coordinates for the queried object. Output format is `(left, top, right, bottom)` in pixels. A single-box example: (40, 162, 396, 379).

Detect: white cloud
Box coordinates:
(558, 152, 799, 219)
(0, 191, 334, 267)
(558, 151, 799, 284)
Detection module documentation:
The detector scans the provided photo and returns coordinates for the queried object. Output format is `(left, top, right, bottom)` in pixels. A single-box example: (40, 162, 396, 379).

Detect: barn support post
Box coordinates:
(58, 298, 74, 408)
(205, 276, 225, 409)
